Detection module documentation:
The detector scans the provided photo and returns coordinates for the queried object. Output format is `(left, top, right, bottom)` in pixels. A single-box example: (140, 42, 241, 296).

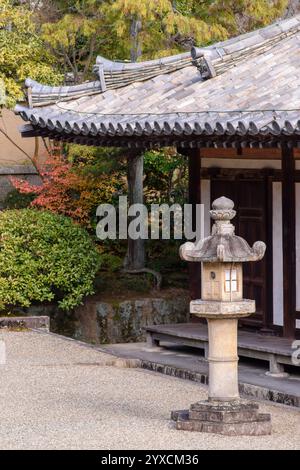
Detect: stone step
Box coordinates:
(189, 400, 260, 423)
(171, 400, 271, 435)
(175, 412, 272, 436)
(189, 409, 260, 423)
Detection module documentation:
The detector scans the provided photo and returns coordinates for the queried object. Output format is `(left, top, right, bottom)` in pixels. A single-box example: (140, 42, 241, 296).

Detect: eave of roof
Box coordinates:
(16, 111, 300, 150)
(15, 15, 300, 148)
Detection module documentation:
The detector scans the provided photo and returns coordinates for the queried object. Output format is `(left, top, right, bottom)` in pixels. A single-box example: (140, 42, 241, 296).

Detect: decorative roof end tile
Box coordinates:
(191, 48, 217, 79)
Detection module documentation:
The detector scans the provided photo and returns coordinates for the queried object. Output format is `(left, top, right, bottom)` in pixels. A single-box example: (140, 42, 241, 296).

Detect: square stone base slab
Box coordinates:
(190, 299, 255, 319)
(171, 400, 271, 436)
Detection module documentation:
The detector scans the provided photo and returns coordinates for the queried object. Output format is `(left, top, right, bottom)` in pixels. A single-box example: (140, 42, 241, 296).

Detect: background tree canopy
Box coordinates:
(0, 0, 63, 107)
(0, 0, 291, 104)
(1, 0, 297, 303)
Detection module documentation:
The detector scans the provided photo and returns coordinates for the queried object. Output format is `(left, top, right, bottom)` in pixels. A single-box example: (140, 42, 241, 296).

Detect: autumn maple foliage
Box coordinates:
(10, 150, 121, 228)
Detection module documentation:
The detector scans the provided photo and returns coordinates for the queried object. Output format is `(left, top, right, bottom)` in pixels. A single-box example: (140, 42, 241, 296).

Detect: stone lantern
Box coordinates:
(172, 196, 271, 435)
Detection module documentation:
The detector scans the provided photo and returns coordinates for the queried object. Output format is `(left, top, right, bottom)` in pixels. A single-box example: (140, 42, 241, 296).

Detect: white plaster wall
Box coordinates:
(201, 179, 211, 237)
(0, 109, 47, 165)
(202, 158, 281, 170)
(272, 182, 284, 326)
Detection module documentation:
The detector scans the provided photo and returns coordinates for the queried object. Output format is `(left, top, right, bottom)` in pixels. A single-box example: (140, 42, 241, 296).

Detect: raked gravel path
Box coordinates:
(0, 329, 299, 450)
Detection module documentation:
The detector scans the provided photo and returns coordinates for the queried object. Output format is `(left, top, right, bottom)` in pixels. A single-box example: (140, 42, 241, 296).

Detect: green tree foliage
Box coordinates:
(144, 149, 187, 204)
(184, 0, 288, 35)
(0, 0, 63, 107)
(100, 0, 227, 60)
(0, 209, 101, 310)
(0, 0, 289, 102)
(101, 0, 288, 60)
(41, 1, 106, 83)
(39, 0, 288, 78)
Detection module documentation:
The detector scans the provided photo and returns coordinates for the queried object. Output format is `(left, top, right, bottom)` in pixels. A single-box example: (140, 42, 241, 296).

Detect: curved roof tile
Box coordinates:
(15, 15, 300, 146)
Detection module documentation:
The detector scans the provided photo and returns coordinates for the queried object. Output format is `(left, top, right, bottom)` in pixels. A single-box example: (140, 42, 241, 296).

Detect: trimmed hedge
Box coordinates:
(0, 209, 101, 311)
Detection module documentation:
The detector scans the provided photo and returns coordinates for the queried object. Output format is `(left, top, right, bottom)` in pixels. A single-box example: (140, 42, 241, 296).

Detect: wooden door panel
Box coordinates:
(211, 177, 268, 329)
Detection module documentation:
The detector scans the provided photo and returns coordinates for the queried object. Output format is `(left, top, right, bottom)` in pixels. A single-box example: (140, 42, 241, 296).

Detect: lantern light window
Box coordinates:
(225, 268, 237, 292)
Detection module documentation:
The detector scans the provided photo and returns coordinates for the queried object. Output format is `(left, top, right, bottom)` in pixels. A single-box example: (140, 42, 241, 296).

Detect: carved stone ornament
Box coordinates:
(180, 196, 266, 263)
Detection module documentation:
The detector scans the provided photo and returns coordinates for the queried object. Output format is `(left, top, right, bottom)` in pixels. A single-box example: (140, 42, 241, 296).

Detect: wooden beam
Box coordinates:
(241, 148, 282, 159)
(200, 147, 300, 160)
(201, 149, 238, 159)
(281, 144, 296, 338)
(201, 148, 283, 159)
(20, 127, 300, 150)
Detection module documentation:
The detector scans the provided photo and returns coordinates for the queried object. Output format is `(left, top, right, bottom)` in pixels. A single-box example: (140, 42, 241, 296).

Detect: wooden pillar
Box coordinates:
(281, 143, 296, 338)
(181, 148, 202, 301)
(126, 151, 145, 270)
(263, 173, 274, 331)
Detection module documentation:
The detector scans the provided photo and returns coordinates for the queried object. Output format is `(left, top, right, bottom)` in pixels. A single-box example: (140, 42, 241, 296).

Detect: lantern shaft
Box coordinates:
(207, 319, 239, 401)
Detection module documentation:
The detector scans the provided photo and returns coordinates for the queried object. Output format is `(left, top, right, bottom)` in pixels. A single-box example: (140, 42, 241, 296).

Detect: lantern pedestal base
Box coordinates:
(171, 400, 271, 436)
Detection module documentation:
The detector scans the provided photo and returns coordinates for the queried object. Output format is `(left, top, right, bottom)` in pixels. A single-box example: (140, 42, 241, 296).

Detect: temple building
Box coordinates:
(15, 15, 300, 339)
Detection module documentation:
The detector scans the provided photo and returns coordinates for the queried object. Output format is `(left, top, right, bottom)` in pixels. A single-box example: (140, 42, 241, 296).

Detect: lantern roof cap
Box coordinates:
(180, 197, 266, 263)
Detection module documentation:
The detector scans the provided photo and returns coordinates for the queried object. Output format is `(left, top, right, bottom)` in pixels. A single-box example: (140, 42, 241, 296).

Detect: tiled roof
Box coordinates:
(15, 15, 300, 147)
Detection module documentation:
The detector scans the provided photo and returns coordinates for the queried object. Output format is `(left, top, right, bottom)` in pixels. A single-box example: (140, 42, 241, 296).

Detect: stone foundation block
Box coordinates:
(171, 400, 271, 436)
(0, 316, 50, 331)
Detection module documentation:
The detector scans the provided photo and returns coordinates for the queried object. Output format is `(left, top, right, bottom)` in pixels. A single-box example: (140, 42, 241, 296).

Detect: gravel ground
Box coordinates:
(0, 330, 299, 450)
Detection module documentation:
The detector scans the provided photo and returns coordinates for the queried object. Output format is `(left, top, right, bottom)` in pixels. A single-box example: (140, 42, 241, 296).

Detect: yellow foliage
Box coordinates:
(0, 0, 62, 106)
(101, 0, 287, 62)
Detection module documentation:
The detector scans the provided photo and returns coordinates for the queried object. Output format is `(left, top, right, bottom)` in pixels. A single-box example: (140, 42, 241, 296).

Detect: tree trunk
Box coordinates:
(130, 16, 142, 62)
(125, 152, 145, 270)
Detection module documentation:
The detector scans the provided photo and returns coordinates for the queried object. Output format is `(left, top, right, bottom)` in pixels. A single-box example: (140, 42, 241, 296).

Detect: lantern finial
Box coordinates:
(210, 196, 236, 225)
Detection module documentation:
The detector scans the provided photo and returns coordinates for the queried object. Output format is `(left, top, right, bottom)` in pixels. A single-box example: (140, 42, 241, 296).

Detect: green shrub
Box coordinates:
(98, 253, 123, 272)
(3, 189, 34, 209)
(0, 209, 101, 311)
